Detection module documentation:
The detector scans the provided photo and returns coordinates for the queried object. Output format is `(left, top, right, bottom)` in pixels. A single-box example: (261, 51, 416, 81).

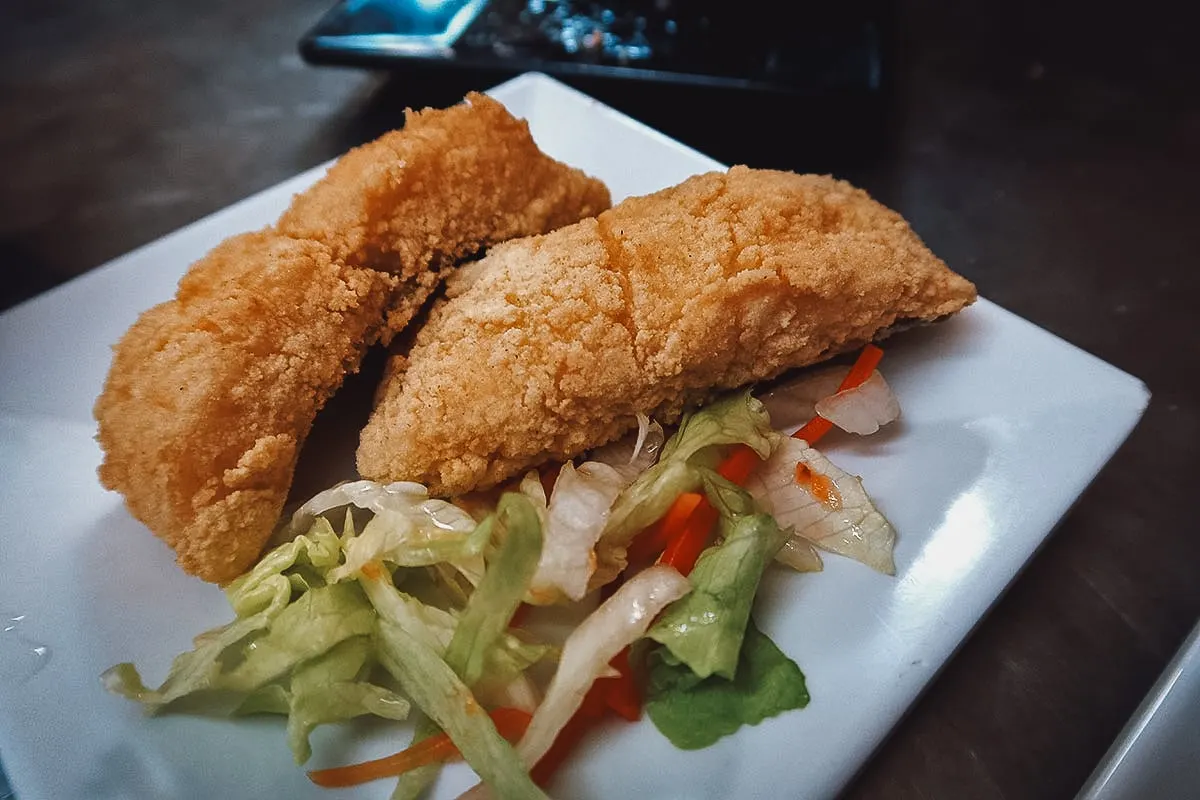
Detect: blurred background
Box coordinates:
(2, 0, 1197, 318)
(1, 0, 1198, 798)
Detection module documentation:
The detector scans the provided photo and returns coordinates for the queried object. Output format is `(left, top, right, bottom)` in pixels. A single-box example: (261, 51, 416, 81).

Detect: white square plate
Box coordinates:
(0, 73, 1149, 800)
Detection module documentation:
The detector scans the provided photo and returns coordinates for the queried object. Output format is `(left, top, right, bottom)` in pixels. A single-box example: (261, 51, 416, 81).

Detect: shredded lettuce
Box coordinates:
(644, 619, 809, 750)
(102, 518, 410, 763)
(102, 614, 275, 712)
(102, 382, 896, 793)
(250, 636, 409, 764)
(605, 393, 779, 542)
(598, 393, 780, 580)
(227, 514, 344, 615)
(516, 565, 691, 767)
(646, 474, 788, 680)
(220, 581, 376, 691)
(103, 499, 549, 776)
(445, 494, 545, 686)
(227, 637, 410, 763)
(374, 609, 547, 800)
(358, 563, 456, 651)
(638, 480, 808, 751)
(521, 415, 666, 604)
(388, 493, 546, 800)
(308, 482, 482, 585)
(102, 517, 344, 710)
(328, 508, 487, 583)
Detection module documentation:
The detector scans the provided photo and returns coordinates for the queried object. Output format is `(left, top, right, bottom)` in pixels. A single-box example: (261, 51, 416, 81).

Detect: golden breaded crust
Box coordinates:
(95, 94, 611, 583)
(95, 232, 396, 583)
(278, 93, 610, 326)
(357, 166, 977, 495)
(278, 92, 608, 343)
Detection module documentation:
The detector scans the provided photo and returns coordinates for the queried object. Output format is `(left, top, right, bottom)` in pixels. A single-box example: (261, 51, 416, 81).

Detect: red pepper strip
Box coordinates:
(659, 500, 721, 576)
(792, 344, 885, 445)
(626, 492, 704, 564)
(530, 682, 609, 786)
(602, 647, 641, 721)
(307, 707, 532, 788)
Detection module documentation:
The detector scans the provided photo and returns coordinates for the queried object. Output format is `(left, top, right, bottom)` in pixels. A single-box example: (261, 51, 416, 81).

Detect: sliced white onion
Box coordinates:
(526, 416, 665, 604)
(755, 365, 848, 430)
(744, 438, 896, 575)
(814, 370, 900, 435)
(482, 673, 541, 715)
(528, 461, 627, 603)
(589, 413, 665, 483)
(284, 479, 473, 540)
(774, 536, 824, 573)
(516, 566, 691, 766)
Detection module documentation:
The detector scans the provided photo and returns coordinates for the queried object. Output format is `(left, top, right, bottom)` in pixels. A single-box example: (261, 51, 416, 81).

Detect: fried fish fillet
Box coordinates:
(279, 93, 610, 339)
(95, 95, 610, 583)
(357, 167, 977, 496)
(95, 233, 396, 582)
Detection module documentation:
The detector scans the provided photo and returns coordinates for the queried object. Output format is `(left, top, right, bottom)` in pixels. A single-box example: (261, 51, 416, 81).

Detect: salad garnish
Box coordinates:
(104, 345, 902, 798)
(644, 619, 810, 750)
(308, 708, 533, 788)
(792, 343, 886, 444)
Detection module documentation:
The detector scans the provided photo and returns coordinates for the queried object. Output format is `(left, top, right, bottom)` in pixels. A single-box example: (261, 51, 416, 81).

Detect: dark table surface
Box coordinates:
(2, 1, 1198, 798)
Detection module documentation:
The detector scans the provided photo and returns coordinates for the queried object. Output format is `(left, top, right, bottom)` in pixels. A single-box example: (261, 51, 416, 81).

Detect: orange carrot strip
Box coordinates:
(792, 344, 885, 446)
(717, 444, 762, 484)
(659, 500, 720, 576)
(842, 343, 885, 389)
(791, 415, 835, 445)
(626, 492, 704, 564)
(307, 708, 532, 788)
(603, 647, 642, 721)
(632, 437, 764, 573)
(308, 735, 458, 788)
